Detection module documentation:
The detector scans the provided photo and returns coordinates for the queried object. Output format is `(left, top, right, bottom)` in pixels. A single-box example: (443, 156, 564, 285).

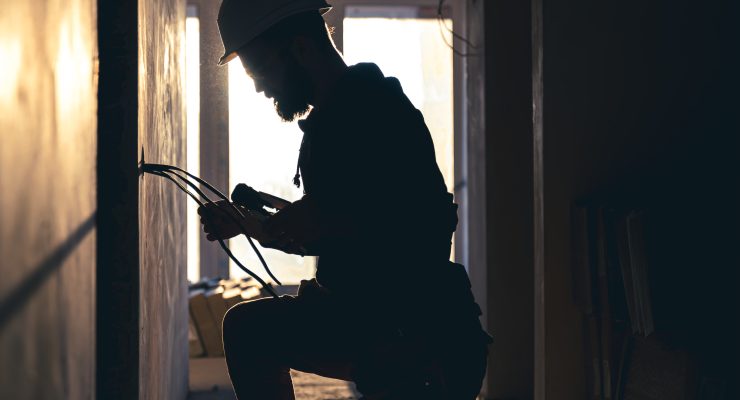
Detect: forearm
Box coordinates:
(259, 194, 357, 255)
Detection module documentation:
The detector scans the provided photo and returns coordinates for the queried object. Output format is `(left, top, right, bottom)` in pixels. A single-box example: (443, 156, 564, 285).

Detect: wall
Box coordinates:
(0, 0, 97, 398)
(97, 0, 188, 398)
(478, 0, 536, 398)
(138, 0, 189, 399)
(539, 0, 739, 398)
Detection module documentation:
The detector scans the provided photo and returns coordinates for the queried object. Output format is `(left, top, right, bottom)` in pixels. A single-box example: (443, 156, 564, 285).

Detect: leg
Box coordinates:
(222, 297, 298, 400)
(222, 285, 361, 399)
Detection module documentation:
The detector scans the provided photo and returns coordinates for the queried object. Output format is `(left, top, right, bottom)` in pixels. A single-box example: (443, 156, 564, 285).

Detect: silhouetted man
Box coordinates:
(199, 1, 491, 398)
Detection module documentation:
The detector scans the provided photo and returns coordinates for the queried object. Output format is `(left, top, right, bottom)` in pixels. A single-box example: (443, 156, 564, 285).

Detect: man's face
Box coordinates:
(237, 41, 313, 122)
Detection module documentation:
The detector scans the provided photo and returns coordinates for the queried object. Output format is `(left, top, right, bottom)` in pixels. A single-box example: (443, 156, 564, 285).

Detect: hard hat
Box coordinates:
(217, 0, 332, 65)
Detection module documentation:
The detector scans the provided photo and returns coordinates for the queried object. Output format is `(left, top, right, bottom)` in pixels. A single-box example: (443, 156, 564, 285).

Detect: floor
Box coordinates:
(187, 357, 360, 400)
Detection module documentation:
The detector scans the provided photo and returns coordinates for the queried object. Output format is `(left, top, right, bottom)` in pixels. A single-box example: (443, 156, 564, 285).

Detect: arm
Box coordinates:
(198, 200, 276, 244)
(198, 196, 344, 256)
(259, 194, 354, 256)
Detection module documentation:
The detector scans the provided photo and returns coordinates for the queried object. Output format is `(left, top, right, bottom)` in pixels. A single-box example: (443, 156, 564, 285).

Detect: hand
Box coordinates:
(198, 200, 266, 242)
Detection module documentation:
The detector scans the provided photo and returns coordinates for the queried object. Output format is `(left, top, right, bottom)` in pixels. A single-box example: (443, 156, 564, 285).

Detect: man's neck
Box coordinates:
(309, 51, 348, 111)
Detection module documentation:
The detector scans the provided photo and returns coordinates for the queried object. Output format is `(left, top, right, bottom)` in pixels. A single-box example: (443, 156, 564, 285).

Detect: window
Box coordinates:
(227, 62, 316, 284)
(186, 5, 201, 283)
(196, 0, 474, 283)
(344, 7, 454, 194)
(340, 4, 459, 261)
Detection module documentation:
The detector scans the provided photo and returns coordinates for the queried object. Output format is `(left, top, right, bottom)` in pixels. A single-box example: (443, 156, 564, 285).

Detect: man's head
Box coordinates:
(234, 11, 337, 121)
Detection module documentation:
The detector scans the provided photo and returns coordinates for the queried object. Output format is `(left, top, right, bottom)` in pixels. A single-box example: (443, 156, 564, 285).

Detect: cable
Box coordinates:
(147, 169, 279, 298)
(161, 168, 282, 285)
(142, 165, 280, 298)
(143, 163, 282, 285)
(437, 0, 478, 57)
(148, 164, 281, 285)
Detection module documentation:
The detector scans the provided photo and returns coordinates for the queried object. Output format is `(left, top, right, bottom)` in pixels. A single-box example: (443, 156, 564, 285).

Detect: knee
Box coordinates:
(222, 297, 283, 349)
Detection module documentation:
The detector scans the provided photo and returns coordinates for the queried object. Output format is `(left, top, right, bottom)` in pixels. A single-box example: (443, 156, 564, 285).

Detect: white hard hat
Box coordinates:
(217, 0, 332, 65)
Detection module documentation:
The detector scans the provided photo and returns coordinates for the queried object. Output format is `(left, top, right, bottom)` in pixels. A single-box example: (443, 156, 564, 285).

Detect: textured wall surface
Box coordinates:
(0, 0, 97, 398)
(137, 0, 189, 399)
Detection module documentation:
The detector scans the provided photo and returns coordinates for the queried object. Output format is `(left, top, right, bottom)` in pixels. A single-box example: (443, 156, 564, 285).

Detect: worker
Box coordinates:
(198, 0, 491, 398)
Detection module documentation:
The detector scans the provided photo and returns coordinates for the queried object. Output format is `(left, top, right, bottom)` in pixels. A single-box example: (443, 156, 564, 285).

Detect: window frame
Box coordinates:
(324, 0, 481, 287)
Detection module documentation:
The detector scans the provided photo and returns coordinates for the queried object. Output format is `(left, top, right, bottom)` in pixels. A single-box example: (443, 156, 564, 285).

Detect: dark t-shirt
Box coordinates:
(296, 63, 458, 300)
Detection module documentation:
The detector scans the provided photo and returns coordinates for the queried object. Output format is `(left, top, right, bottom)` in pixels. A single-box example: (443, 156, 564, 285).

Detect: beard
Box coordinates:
(273, 59, 313, 122)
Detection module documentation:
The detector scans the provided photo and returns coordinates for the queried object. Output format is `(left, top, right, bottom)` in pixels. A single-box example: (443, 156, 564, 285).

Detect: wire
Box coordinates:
(143, 165, 280, 298)
(148, 164, 282, 285)
(147, 169, 279, 298)
(437, 0, 478, 57)
(144, 163, 282, 285)
(166, 169, 282, 285)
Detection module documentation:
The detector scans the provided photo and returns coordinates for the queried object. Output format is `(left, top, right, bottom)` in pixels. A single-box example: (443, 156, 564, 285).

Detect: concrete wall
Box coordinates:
(137, 0, 188, 399)
(97, 0, 187, 398)
(0, 0, 97, 398)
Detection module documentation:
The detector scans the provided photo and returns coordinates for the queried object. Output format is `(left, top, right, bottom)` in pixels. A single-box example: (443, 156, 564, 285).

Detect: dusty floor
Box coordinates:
(188, 357, 360, 400)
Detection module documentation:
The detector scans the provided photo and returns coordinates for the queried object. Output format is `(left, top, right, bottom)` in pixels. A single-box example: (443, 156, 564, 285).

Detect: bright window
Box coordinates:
(343, 8, 454, 194)
(228, 62, 316, 284)
(343, 7, 456, 259)
(186, 7, 200, 283)
(225, 6, 456, 283)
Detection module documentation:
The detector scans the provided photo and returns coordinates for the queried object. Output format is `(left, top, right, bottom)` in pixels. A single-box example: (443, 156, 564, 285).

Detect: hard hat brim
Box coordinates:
(217, 6, 332, 66)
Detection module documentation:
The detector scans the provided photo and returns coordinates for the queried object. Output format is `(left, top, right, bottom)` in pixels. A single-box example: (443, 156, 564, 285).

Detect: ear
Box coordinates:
(289, 36, 315, 67)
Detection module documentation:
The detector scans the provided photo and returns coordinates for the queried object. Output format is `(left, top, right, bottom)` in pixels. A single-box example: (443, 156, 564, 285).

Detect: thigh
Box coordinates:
(223, 285, 363, 381)
(439, 340, 489, 399)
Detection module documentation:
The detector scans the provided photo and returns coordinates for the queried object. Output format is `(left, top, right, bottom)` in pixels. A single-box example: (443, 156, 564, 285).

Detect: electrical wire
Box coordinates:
(147, 168, 279, 298)
(142, 164, 280, 298)
(148, 164, 282, 286)
(437, 0, 478, 57)
(143, 163, 282, 285)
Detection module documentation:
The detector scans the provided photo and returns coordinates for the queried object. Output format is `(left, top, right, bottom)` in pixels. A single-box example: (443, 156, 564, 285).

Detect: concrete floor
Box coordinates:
(188, 357, 360, 400)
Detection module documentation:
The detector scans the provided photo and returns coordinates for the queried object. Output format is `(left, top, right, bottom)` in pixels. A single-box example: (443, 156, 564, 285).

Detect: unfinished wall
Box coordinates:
(539, 0, 739, 398)
(138, 0, 188, 399)
(0, 0, 97, 398)
(97, 0, 187, 398)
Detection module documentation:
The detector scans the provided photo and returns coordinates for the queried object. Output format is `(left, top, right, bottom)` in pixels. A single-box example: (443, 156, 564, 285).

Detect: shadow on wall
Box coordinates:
(0, 213, 96, 331)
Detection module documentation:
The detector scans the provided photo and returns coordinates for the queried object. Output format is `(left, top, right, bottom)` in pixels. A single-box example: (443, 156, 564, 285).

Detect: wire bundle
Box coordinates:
(142, 163, 281, 299)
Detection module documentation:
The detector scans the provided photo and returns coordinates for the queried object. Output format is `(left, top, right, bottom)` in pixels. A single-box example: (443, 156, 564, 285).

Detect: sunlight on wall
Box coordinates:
(0, 37, 22, 108)
(228, 61, 316, 284)
(186, 12, 200, 283)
